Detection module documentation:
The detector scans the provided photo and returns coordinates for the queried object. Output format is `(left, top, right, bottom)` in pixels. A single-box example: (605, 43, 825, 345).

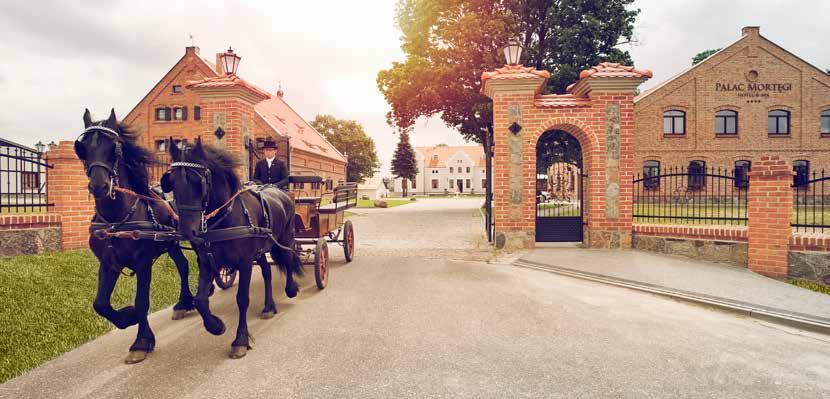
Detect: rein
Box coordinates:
(114, 186, 179, 222)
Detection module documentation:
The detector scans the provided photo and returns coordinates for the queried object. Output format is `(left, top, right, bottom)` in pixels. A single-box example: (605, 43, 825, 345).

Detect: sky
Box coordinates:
(1, 0, 828, 175)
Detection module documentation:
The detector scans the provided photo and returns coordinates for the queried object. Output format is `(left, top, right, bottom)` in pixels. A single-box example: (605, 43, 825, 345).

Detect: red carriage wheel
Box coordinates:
(343, 220, 355, 262)
(314, 240, 329, 289)
(215, 266, 237, 290)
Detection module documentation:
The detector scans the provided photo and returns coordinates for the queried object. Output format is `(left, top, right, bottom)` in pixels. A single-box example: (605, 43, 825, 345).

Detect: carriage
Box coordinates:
(214, 173, 358, 290)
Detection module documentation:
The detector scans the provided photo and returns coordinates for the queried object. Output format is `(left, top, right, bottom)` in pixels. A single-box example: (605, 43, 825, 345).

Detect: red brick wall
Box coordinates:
(633, 223, 748, 242)
(44, 141, 94, 250)
(747, 155, 794, 278)
(0, 214, 61, 230)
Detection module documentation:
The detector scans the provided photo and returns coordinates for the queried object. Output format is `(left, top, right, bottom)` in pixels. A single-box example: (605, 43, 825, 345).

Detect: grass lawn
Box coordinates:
(0, 249, 198, 383)
(356, 199, 412, 208)
(788, 279, 830, 296)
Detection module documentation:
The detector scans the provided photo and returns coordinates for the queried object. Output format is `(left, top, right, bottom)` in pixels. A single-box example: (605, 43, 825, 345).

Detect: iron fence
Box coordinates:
(633, 166, 748, 225)
(0, 138, 53, 214)
(792, 170, 830, 233)
(149, 153, 170, 184)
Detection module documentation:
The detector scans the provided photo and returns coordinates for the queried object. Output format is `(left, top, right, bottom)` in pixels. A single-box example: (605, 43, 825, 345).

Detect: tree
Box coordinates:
(310, 115, 380, 184)
(391, 131, 418, 196)
(692, 48, 721, 65)
(377, 0, 639, 230)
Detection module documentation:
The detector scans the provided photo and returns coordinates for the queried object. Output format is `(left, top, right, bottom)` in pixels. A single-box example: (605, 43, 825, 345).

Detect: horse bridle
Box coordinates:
(76, 126, 123, 199)
(166, 161, 212, 232)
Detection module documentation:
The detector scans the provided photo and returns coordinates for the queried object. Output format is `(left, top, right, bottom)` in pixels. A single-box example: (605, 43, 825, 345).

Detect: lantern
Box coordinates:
(221, 47, 241, 75)
(503, 40, 523, 65)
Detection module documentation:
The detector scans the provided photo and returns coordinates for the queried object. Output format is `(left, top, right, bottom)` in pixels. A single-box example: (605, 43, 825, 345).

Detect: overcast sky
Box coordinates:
(1, 0, 828, 175)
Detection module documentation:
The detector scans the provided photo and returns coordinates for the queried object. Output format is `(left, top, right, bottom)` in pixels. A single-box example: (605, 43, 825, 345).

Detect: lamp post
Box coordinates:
(221, 47, 241, 75)
(503, 39, 523, 65)
(34, 141, 45, 153)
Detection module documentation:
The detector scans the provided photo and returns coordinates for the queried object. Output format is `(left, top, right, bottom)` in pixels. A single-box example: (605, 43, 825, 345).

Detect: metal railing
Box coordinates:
(149, 153, 170, 184)
(633, 166, 748, 225)
(0, 138, 53, 214)
(793, 170, 830, 233)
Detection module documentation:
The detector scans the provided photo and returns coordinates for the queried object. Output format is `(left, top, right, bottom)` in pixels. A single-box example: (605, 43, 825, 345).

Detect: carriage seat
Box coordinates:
(288, 175, 324, 184)
(318, 183, 358, 214)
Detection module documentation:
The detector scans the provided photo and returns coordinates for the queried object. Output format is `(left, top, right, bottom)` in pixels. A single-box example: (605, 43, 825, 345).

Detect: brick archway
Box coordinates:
(481, 63, 652, 249)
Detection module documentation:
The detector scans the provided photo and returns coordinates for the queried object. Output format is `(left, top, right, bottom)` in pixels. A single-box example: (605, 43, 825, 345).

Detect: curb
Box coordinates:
(512, 258, 830, 336)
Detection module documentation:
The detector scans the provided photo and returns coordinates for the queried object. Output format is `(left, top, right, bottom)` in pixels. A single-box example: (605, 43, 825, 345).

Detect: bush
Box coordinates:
(373, 200, 388, 208)
(410, 197, 417, 201)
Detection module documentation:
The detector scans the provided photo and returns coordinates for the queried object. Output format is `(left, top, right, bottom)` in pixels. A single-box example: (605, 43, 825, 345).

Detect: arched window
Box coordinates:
(793, 160, 810, 186)
(734, 160, 751, 189)
(768, 109, 790, 135)
(643, 160, 660, 189)
(821, 110, 830, 134)
(688, 160, 706, 190)
(715, 110, 738, 135)
(663, 110, 686, 135)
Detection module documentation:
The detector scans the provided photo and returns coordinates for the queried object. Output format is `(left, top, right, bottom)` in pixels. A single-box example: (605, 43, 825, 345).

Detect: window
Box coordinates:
(432, 154, 438, 161)
(821, 110, 830, 134)
(466, 167, 470, 173)
(21, 172, 39, 190)
(643, 160, 660, 189)
(194, 106, 201, 121)
(173, 106, 187, 121)
(154, 139, 167, 152)
(663, 110, 686, 135)
(172, 85, 182, 93)
(688, 160, 706, 190)
(768, 109, 790, 135)
(465, 179, 471, 189)
(715, 110, 738, 135)
(449, 179, 454, 188)
(734, 160, 751, 189)
(450, 167, 454, 173)
(482, 179, 487, 189)
(432, 179, 439, 189)
(794, 160, 810, 186)
(411, 179, 416, 189)
(155, 107, 171, 121)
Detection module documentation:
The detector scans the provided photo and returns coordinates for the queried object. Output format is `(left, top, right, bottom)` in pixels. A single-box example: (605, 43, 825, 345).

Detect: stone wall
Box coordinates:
(0, 214, 62, 255)
(632, 224, 748, 266)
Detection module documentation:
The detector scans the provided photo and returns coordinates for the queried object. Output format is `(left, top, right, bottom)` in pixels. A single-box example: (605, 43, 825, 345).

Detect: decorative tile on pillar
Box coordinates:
(605, 103, 621, 219)
(507, 104, 523, 219)
(213, 112, 227, 146)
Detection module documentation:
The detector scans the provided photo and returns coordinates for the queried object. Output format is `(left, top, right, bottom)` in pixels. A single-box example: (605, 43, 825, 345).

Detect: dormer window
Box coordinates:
(172, 85, 182, 93)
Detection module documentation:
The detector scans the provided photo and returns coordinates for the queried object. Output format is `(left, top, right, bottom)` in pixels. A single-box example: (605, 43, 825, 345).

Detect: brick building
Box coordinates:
(634, 26, 830, 181)
(122, 46, 347, 190)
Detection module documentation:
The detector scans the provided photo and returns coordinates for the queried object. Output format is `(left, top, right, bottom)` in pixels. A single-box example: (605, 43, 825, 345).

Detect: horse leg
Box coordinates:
(193, 254, 225, 336)
(125, 266, 155, 364)
(92, 262, 137, 330)
(230, 260, 254, 359)
(272, 245, 300, 298)
(256, 254, 277, 319)
(169, 245, 195, 320)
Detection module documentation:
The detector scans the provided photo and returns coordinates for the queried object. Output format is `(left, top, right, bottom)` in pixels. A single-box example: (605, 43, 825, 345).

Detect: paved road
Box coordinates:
(2, 198, 829, 398)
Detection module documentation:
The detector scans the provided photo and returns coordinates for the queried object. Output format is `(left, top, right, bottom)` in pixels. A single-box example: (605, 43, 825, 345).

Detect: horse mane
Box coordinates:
(185, 143, 242, 194)
(92, 120, 155, 196)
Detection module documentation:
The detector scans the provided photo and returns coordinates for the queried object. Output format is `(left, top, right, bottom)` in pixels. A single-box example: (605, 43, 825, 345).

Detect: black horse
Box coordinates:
(75, 109, 194, 364)
(162, 137, 303, 359)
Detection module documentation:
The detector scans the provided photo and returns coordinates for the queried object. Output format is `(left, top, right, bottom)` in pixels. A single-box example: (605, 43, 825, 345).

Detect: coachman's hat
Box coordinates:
(262, 140, 277, 149)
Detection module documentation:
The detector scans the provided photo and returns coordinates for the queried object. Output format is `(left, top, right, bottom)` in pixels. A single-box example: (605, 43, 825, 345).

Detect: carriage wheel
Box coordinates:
(215, 266, 237, 290)
(314, 240, 329, 289)
(343, 220, 355, 263)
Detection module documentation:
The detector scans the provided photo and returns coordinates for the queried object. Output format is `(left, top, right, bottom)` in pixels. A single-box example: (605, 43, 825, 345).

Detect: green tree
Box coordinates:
(391, 131, 418, 196)
(310, 115, 380, 184)
(377, 0, 639, 218)
(692, 48, 721, 65)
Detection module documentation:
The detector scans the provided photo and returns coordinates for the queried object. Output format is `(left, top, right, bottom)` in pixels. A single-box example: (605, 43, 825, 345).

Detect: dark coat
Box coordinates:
(253, 157, 288, 188)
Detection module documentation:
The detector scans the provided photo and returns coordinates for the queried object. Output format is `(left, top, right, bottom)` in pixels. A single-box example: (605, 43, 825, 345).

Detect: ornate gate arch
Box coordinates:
(481, 63, 651, 249)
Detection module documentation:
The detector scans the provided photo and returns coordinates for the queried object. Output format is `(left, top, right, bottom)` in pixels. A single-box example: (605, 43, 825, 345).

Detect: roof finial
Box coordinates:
(277, 81, 285, 98)
(189, 34, 195, 47)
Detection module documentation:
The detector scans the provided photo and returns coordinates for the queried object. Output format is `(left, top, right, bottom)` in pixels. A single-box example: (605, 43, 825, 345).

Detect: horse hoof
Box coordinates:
(124, 350, 149, 364)
(171, 309, 190, 320)
(286, 285, 299, 298)
(260, 310, 277, 320)
(205, 317, 226, 336)
(229, 346, 248, 359)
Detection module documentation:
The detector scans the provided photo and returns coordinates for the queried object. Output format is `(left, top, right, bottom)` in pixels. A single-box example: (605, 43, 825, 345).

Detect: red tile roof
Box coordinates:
(255, 96, 347, 163)
(417, 145, 485, 168)
(480, 64, 551, 93)
(187, 74, 271, 100)
(534, 94, 592, 108)
(577, 62, 653, 80)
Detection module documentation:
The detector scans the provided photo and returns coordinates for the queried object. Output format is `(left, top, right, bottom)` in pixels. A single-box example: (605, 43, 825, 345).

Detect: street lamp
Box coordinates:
(34, 141, 45, 153)
(221, 46, 241, 75)
(503, 39, 523, 65)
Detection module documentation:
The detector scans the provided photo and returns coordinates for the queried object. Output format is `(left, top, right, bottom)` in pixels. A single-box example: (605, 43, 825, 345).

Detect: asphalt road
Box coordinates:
(2, 198, 829, 398)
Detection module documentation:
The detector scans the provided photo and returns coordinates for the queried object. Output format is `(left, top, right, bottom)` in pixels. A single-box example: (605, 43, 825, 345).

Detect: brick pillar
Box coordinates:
(747, 155, 794, 279)
(45, 141, 94, 250)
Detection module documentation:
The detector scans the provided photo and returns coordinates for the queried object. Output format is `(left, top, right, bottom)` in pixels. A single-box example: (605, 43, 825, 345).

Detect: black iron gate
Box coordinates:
(535, 163, 584, 242)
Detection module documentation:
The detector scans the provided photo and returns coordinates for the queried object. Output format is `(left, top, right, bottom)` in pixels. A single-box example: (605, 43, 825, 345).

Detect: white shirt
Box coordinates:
(266, 157, 275, 168)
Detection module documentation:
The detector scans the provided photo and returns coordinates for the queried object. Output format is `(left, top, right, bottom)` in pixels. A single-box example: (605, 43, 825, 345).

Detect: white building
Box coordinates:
(391, 145, 487, 196)
(357, 175, 389, 200)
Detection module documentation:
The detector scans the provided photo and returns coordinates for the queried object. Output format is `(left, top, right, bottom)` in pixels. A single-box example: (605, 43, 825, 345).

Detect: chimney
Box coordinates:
(215, 53, 225, 75)
(185, 46, 200, 55)
(742, 26, 760, 37)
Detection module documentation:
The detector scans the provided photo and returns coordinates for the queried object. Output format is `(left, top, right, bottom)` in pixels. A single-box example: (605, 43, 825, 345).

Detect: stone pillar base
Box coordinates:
(585, 229, 631, 249)
(494, 231, 535, 251)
